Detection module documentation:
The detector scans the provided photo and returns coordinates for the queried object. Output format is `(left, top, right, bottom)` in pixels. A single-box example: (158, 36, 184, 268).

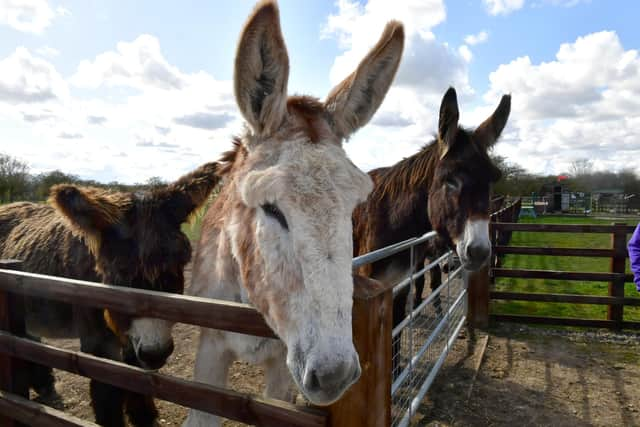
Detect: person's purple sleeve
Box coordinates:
(628, 223, 640, 292)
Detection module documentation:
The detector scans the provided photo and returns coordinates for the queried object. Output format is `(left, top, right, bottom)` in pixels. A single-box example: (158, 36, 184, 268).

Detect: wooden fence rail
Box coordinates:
(0, 264, 393, 426)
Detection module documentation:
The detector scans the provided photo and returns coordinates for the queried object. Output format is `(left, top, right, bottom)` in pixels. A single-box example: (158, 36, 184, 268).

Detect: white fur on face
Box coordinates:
(234, 136, 371, 404)
(128, 317, 174, 365)
(455, 218, 490, 271)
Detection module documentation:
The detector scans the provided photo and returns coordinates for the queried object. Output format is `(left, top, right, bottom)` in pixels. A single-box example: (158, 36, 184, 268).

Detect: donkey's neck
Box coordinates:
(372, 141, 438, 202)
(189, 184, 246, 303)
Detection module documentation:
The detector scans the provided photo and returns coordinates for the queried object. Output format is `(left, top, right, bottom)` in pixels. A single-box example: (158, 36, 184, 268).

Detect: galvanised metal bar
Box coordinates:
(392, 266, 463, 338)
(396, 312, 467, 427)
(351, 231, 437, 269)
(392, 251, 453, 298)
(391, 279, 466, 395)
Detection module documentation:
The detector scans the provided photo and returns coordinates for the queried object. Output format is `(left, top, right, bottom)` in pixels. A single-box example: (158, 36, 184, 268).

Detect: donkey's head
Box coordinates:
(50, 162, 218, 369)
(428, 88, 510, 271)
(224, 1, 403, 405)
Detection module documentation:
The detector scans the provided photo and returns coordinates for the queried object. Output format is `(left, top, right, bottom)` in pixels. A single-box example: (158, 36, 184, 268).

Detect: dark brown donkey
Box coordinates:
(353, 87, 510, 357)
(0, 162, 218, 427)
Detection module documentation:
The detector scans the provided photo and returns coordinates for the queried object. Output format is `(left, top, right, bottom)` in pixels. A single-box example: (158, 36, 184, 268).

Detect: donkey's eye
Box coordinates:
(445, 178, 461, 192)
(261, 203, 289, 231)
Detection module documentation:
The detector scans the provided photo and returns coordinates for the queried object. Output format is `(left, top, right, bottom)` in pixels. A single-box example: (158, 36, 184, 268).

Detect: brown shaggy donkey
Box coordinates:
(0, 162, 218, 427)
(352, 87, 510, 374)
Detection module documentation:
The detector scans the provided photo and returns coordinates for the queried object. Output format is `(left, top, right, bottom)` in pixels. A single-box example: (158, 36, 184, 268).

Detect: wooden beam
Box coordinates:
(327, 276, 393, 427)
(491, 223, 636, 234)
(0, 390, 98, 427)
(0, 261, 28, 427)
(494, 246, 615, 258)
(468, 266, 490, 329)
(0, 270, 277, 338)
(0, 332, 327, 427)
(490, 291, 640, 306)
(608, 223, 628, 329)
(493, 268, 625, 282)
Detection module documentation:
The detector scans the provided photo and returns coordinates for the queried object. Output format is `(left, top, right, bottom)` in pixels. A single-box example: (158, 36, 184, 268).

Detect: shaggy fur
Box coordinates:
(184, 2, 404, 426)
(352, 88, 510, 376)
(0, 162, 219, 427)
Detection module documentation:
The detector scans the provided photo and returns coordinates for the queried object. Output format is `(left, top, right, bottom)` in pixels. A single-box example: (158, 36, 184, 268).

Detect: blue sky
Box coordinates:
(0, 0, 638, 183)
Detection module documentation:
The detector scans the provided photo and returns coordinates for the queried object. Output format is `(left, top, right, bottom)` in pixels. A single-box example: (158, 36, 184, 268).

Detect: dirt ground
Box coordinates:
(36, 322, 640, 427)
(418, 324, 640, 427)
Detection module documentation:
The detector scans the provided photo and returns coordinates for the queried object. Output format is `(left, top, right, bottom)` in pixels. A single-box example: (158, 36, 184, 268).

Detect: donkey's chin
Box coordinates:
(294, 367, 361, 406)
(288, 354, 361, 406)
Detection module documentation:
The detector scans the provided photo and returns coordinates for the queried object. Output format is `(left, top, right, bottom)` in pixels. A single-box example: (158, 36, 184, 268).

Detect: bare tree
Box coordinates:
(0, 153, 29, 202)
(570, 158, 593, 177)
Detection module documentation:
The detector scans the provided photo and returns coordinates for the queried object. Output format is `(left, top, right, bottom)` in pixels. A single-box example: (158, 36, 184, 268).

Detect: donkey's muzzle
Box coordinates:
(137, 339, 174, 370)
(301, 353, 361, 405)
(465, 243, 490, 268)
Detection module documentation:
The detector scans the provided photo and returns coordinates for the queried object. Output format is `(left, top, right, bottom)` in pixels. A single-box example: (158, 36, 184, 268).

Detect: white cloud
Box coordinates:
(484, 31, 640, 174)
(322, 0, 475, 172)
(0, 0, 66, 33)
(483, 0, 525, 15)
(464, 30, 489, 46)
(71, 35, 186, 91)
(0, 35, 241, 184)
(0, 47, 68, 104)
(458, 44, 472, 62)
(35, 45, 59, 57)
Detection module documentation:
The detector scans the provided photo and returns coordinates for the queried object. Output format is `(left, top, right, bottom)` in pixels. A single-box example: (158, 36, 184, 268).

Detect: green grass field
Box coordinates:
(181, 208, 206, 243)
(492, 215, 640, 321)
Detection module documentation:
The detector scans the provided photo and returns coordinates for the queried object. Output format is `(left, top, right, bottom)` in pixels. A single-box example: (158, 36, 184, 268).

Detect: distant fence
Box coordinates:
(467, 214, 640, 330)
(489, 222, 638, 329)
(0, 259, 394, 427)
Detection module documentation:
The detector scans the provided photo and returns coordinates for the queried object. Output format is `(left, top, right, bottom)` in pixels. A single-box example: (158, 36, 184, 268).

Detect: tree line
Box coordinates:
(0, 153, 166, 203)
(492, 156, 640, 197)
(2, 152, 639, 205)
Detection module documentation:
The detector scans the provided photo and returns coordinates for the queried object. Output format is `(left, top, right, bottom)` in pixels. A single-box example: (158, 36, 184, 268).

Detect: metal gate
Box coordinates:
(352, 232, 467, 427)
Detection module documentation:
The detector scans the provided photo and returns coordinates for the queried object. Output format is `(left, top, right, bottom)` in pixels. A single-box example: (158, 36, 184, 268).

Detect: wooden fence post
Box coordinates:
(328, 275, 393, 427)
(467, 265, 490, 330)
(608, 224, 627, 329)
(0, 260, 28, 427)
(490, 216, 499, 284)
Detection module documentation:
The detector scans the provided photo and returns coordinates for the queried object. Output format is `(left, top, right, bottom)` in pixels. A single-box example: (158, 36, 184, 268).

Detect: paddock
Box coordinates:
(2, 199, 640, 426)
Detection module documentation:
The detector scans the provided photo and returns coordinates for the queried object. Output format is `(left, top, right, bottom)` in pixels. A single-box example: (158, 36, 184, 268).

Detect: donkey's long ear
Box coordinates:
(438, 87, 460, 157)
(324, 21, 404, 139)
(234, 1, 289, 136)
(50, 185, 130, 251)
(160, 162, 220, 225)
(473, 94, 511, 149)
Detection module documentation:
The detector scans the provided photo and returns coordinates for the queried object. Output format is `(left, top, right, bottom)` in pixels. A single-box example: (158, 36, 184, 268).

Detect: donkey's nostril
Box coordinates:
(304, 369, 321, 391)
(137, 340, 174, 370)
(466, 244, 489, 263)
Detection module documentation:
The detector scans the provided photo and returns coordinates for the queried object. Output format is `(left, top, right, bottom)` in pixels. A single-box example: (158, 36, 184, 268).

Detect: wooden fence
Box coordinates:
(467, 198, 521, 328)
(0, 260, 393, 427)
(467, 211, 640, 330)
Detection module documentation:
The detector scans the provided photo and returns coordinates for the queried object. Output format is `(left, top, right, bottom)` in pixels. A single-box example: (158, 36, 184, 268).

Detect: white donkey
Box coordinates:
(184, 1, 404, 425)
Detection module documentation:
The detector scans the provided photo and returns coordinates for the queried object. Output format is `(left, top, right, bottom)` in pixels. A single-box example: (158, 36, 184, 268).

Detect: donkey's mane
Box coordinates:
(217, 138, 248, 176)
(370, 139, 439, 202)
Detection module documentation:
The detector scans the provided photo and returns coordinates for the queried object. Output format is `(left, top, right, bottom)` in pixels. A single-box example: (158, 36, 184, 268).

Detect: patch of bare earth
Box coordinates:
(417, 324, 640, 427)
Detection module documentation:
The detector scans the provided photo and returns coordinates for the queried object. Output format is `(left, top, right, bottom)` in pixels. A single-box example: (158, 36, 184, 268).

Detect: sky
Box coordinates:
(0, 0, 638, 184)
